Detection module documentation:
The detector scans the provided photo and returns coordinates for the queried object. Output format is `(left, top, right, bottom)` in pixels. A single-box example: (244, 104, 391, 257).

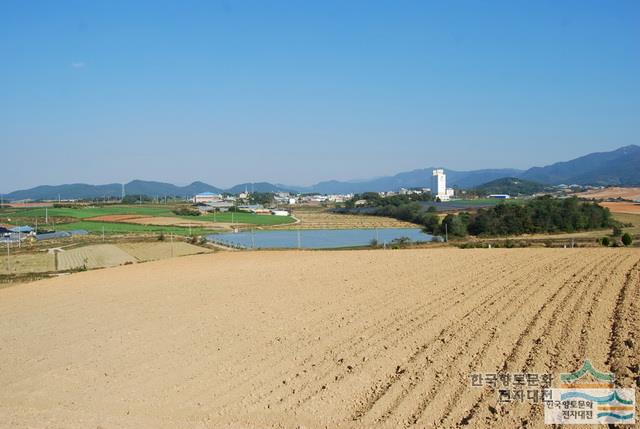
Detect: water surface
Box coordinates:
(206, 228, 439, 249)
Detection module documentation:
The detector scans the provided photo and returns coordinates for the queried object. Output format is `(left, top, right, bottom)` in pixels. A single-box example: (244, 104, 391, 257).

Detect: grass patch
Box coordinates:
(0, 205, 174, 219)
(55, 221, 210, 236)
(612, 212, 640, 235)
(0, 205, 295, 227)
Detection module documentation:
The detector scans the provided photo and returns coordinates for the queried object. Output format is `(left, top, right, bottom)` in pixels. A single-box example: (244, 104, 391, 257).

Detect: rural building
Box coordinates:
(271, 209, 290, 216)
(431, 169, 455, 201)
(192, 192, 222, 204)
(36, 231, 72, 240)
(9, 226, 34, 234)
(199, 201, 235, 212)
(238, 204, 271, 214)
(35, 230, 88, 241)
(488, 194, 511, 199)
(1, 232, 26, 243)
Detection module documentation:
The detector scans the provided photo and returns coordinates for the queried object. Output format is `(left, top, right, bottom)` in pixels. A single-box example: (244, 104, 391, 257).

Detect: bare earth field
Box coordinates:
(0, 249, 638, 428)
(0, 252, 55, 275)
(117, 241, 211, 261)
(273, 208, 417, 229)
(601, 201, 640, 214)
(56, 244, 136, 271)
(87, 214, 231, 229)
(2, 242, 212, 276)
(576, 186, 640, 201)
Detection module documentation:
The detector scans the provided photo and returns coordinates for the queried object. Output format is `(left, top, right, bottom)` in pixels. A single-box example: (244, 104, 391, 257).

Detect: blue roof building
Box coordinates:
(9, 226, 33, 233)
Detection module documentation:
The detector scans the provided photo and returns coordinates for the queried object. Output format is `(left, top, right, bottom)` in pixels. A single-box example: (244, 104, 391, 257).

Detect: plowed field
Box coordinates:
(0, 249, 638, 428)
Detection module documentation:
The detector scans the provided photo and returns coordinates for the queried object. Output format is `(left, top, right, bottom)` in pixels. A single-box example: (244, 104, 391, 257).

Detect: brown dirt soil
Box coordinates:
(88, 214, 232, 229)
(87, 214, 147, 222)
(273, 208, 417, 229)
(56, 244, 136, 270)
(117, 241, 211, 261)
(601, 201, 640, 214)
(576, 186, 640, 201)
(0, 248, 638, 428)
(129, 216, 235, 229)
(0, 253, 55, 275)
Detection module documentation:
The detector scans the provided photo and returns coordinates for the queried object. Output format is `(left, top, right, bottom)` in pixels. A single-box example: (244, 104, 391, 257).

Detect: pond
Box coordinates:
(206, 228, 440, 249)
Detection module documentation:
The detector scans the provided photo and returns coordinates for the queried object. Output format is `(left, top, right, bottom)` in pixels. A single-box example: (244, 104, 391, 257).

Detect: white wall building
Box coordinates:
(431, 169, 454, 201)
(192, 192, 222, 204)
(271, 209, 290, 216)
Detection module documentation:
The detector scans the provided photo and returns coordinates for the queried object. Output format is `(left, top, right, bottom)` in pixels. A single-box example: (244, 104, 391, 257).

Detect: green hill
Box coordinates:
(472, 177, 550, 196)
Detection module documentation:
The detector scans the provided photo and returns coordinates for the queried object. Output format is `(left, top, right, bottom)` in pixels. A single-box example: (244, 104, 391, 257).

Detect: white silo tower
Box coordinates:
(431, 169, 448, 200)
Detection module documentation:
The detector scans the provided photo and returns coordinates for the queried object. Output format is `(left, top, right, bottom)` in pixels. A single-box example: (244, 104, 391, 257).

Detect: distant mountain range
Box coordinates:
(291, 168, 525, 194)
(518, 145, 640, 185)
(293, 145, 639, 193)
(3, 145, 639, 201)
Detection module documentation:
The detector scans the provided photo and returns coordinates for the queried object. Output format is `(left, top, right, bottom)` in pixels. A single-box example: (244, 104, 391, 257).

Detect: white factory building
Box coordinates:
(431, 169, 455, 201)
(192, 192, 223, 204)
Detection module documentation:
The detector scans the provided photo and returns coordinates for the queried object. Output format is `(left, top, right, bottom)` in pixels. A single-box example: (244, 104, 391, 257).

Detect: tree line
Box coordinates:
(343, 194, 614, 237)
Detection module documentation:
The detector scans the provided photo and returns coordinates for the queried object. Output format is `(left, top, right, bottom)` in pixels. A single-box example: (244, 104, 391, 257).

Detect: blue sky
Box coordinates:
(1, 0, 638, 191)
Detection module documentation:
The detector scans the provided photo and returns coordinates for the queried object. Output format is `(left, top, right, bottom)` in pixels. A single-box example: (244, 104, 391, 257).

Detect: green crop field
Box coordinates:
(0, 204, 295, 236)
(1, 205, 174, 219)
(55, 221, 210, 236)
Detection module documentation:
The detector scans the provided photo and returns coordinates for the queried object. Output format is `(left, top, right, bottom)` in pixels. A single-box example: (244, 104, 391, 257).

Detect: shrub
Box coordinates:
(612, 225, 623, 236)
(172, 207, 200, 216)
(390, 236, 412, 249)
(621, 233, 633, 246)
(601, 237, 610, 247)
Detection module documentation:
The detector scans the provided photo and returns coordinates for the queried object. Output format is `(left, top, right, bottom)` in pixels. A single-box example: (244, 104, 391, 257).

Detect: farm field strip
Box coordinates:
(117, 242, 210, 261)
(0, 253, 55, 274)
(576, 187, 640, 201)
(55, 221, 211, 235)
(0, 248, 638, 428)
(0, 205, 295, 233)
(56, 244, 136, 270)
(601, 201, 640, 214)
(269, 209, 417, 229)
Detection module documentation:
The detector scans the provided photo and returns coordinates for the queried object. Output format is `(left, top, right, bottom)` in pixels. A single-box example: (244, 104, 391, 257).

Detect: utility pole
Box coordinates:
(6, 239, 10, 272)
(102, 225, 105, 242)
(45, 207, 48, 224)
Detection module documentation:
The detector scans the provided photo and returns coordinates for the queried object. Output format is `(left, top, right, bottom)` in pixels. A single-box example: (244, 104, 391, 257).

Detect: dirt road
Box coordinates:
(0, 249, 638, 428)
